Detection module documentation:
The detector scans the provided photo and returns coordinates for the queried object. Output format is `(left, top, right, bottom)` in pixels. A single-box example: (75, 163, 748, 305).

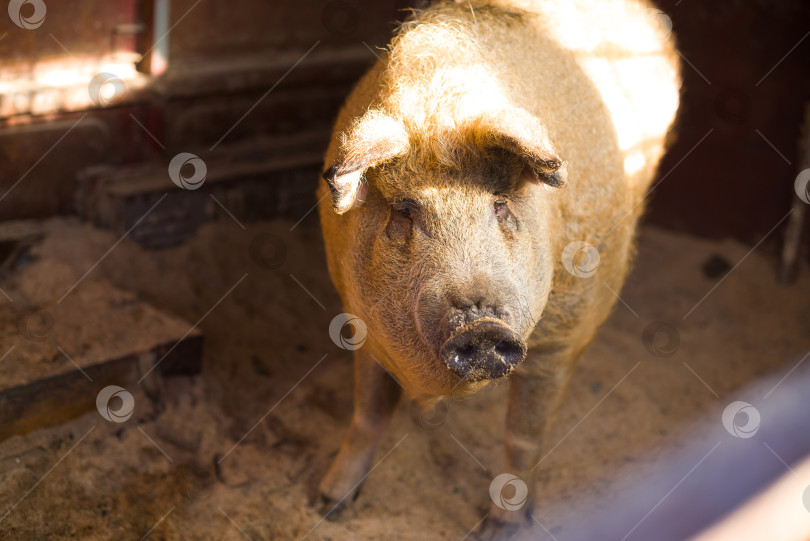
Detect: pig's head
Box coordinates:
(321, 106, 566, 398)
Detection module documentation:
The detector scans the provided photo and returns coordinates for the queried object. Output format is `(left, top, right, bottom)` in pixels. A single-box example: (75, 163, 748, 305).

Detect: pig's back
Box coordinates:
(382, 0, 679, 220)
(339, 0, 679, 232)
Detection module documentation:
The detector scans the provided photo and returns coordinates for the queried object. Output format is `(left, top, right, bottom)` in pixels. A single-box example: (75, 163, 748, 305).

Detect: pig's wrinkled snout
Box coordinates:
(441, 319, 527, 381)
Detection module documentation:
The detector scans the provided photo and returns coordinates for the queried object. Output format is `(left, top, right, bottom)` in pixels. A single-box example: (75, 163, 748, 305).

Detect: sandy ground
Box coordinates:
(0, 215, 808, 541)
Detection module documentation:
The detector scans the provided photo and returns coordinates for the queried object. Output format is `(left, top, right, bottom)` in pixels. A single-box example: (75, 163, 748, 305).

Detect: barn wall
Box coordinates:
(0, 0, 808, 247)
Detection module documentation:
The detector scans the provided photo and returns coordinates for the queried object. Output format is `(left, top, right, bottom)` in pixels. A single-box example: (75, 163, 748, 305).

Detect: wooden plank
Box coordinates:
(0, 280, 202, 442)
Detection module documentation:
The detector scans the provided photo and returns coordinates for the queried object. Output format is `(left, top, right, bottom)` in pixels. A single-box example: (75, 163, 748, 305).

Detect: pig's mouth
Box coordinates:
(439, 317, 527, 382)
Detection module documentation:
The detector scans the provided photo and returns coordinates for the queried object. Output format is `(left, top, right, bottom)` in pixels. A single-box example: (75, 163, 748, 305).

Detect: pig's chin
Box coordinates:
(447, 379, 491, 396)
(412, 348, 496, 398)
(385, 347, 486, 398)
(402, 369, 490, 399)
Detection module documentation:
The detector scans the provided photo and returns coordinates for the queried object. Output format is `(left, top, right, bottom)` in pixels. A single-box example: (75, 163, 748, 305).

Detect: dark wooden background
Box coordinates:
(0, 0, 808, 249)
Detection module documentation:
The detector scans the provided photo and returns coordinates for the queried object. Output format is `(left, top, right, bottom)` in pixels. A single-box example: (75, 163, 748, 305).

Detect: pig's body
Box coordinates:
(316, 0, 679, 533)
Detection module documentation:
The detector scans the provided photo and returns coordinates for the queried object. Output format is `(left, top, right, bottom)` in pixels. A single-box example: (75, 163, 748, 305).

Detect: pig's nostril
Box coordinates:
(494, 339, 522, 362)
(457, 344, 475, 357)
(441, 320, 527, 381)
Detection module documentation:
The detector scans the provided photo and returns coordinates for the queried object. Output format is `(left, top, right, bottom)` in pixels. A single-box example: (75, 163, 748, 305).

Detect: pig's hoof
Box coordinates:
(473, 516, 524, 541)
(314, 493, 348, 521)
(473, 505, 532, 541)
(313, 484, 363, 521)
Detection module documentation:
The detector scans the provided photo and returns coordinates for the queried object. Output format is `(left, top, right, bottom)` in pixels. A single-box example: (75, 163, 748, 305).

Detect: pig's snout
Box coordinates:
(440, 319, 527, 381)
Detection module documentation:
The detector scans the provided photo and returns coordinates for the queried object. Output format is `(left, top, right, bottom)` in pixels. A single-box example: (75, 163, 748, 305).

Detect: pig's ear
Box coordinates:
(499, 139, 567, 188)
(485, 108, 567, 188)
(322, 164, 368, 215)
(323, 111, 410, 214)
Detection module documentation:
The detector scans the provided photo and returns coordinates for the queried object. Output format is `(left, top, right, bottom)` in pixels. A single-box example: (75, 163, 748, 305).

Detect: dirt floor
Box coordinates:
(0, 215, 808, 541)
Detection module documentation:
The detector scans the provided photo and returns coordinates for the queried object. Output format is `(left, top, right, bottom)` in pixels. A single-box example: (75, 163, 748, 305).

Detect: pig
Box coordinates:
(315, 0, 679, 534)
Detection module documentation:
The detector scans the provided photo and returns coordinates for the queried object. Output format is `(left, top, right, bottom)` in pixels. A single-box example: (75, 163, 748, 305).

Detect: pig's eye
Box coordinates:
(392, 200, 416, 220)
(387, 199, 416, 242)
(494, 198, 517, 231)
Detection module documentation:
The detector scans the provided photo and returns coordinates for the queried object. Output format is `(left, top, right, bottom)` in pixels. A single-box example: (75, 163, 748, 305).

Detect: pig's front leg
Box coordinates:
(479, 346, 582, 538)
(316, 352, 401, 517)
